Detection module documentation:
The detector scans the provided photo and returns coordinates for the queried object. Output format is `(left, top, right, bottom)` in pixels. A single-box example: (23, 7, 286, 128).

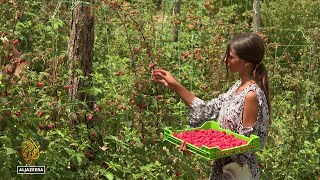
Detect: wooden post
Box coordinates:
(253, 0, 261, 32)
(68, 0, 95, 123)
(172, 0, 182, 42)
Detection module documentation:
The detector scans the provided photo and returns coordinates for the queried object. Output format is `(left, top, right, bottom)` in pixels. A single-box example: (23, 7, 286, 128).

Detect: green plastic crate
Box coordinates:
(163, 121, 260, 160)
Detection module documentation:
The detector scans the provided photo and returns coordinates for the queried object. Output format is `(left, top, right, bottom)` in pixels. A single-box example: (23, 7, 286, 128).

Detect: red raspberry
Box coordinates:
(87, 114, 93, 121)
(38, 111, 44, 117)
(12, 39, 19, 45)
(37, 82, 43, 87)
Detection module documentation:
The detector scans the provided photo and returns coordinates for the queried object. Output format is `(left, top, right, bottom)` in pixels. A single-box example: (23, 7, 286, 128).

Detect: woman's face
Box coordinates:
(224, 48, 245, 73)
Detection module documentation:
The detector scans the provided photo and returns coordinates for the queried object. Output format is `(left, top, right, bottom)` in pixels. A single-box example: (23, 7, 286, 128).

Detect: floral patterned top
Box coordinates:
(187, 81, 270, 179)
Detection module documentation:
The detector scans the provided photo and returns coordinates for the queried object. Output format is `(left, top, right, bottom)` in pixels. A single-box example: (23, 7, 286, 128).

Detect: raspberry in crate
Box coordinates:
(163, 121, 260, 160)
(172, 129, 248, 150)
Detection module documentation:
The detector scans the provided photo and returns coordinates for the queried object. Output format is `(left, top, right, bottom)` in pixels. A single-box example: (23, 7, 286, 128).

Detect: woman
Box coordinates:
(152, 32, 270, 180)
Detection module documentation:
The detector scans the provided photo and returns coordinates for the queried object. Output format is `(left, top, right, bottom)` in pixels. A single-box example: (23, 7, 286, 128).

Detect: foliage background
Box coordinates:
(0, 0, 319, 179)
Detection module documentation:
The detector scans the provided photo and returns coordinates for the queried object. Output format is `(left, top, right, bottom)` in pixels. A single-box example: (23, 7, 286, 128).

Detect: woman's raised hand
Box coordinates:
(152, 69, 195, 106)
(152, 69, 179, 90)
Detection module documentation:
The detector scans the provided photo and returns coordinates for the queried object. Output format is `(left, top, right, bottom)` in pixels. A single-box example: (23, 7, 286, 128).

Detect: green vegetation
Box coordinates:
(0, 0, 319, 179)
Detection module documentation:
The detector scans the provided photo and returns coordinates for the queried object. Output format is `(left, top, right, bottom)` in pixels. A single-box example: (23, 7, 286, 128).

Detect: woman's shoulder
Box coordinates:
(252, 83, 265, 94)
(246, 83, 268, 104)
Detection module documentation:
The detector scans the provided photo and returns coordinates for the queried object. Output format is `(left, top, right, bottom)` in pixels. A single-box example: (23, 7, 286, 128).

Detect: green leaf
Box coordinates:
(5, 148, 17, 155)
(65, 148, 75, 156)
(53, 23, 59, 30)
(47, 141, 53, 150)
(0, 136, 11, 147)
(56, 130, 65, 138)
(90, 87, 103, 96)
(154, 160, 160, 166)
(76, 69, 83, 75)
(132, 137, 141, 143)
(313, 126, 319, 134)
(70, 143, 79, 148)
(76, 155, 82, 165)
(46, 25, 52, 32)
(302, 119, 308, 126)
(99, 169, 114, 180)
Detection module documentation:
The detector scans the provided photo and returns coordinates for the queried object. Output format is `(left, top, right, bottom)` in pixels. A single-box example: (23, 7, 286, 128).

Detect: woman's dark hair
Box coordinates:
(224, 32, 271, 120)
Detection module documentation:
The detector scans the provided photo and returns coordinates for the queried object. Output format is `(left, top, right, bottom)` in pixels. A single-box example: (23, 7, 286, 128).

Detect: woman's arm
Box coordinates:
(242, 91, 258, 127)
(187, 95, 226, 127)
(152, 69, 226, 127)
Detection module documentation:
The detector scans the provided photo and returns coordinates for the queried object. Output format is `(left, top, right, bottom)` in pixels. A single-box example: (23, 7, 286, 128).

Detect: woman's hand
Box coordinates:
(176, 141, 193, 155)
(151, 69, 195, 107)
(152, 69, 179, 91)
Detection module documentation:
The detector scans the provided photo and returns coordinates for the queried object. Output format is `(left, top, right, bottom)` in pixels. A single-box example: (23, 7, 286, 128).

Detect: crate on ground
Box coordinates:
(163, 120, 260, 160)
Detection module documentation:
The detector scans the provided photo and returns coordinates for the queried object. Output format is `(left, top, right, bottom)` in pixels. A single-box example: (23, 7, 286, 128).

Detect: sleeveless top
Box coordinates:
(188, 80, 270, 148)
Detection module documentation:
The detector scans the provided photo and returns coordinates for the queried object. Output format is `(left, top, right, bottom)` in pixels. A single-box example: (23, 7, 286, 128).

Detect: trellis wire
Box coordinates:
(266, 27, 315, 107)
(266, 28, 313, 80)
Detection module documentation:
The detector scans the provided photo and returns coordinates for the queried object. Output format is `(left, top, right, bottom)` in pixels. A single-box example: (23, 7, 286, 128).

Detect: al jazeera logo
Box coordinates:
(17, 137, 45, 174)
